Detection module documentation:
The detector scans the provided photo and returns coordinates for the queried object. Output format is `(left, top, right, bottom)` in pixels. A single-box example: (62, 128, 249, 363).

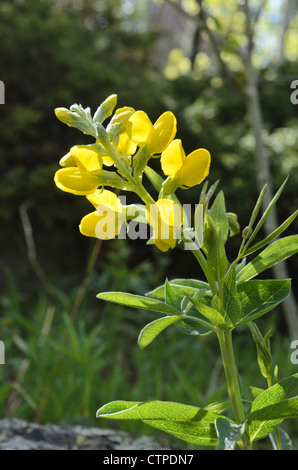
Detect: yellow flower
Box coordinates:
(54, 145, 104, 195)
(79, 190, 125, 240)
(161, 139, 211, 188)
(103, 106, 137, 165)
(127, 110, 177, 154)
(146, 199, 183, 252)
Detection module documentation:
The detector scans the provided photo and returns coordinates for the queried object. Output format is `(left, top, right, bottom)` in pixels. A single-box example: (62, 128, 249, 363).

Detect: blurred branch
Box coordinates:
(19, 201, 70, 311)
(69, 238, 103, 322)
(163, 0, 243, 89)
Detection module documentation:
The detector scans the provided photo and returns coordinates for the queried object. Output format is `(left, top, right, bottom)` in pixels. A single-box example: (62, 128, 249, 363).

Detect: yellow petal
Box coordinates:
(160, 139, 185, 179)
(70, 145, 103, 172)
(179, 149, 211, 187)
(152, 225, 177, 252)
(112, 106, 135, 129)
(126, 110, 153, 147)
(79, 196, 124, 240)
(79, 212, 122, 239)
(155, 199, 183, 227)
(146, 199, 181, 252)
(149, 111, 177, 154)
(86, 189, 123, 213)
(117, 132, 137, 156)
(54, 167, 100, 195)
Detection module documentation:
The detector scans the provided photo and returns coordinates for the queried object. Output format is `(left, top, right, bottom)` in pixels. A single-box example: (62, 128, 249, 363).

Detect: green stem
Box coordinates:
(217, 329, 251, 449)
(217, 329, 244, 424)
(188, 246, 218, 296)
(134, 181, 156, 205)
(102, 140, 156, 205)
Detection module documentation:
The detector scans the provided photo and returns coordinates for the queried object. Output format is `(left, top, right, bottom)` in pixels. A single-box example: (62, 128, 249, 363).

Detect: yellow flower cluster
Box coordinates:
(54, 94, 211, 251)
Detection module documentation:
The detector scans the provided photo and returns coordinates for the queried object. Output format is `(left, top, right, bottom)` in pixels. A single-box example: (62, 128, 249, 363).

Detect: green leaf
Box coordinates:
(246, 183, 267, 234)
(215, 417, 247, 450)
(244, 209, 298, 257)
(237, 236, 298, 282)
(250, 386, 265, 399)
(138, 315, 181, 349)
(199, 179, 220, 210)
(185, 291, 226, 328)
(247, 322, 273, 380)
(169, 284, 215, 336)
(97, 292, 181, 316)
(165, 278, 183, 310)
(221, 265, 242, 326)
(206, 218, 228, 282)
(146, 280, 214, 336)
(144, 165, 164, 192)
(236, 279, 291, 325)
(246, 373, 298, 442)
(209, 190, 229, 243)
(204, 400, 232, 414)
(96, 400, 232, 447)
(243, 177, 288, 251)
(146, 279, 210, 300)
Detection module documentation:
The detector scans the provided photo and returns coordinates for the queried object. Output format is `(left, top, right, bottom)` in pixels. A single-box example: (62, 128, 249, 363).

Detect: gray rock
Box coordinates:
(0, 418, 169, 450)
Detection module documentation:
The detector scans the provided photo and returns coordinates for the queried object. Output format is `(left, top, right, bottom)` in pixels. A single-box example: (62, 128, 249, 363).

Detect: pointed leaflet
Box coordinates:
(237, 235, 298, 282)
(236, 279, 291, 326)
(243, 177, 288, 252)
(138, 315, 181, 349)
(165, 281, 214, 336)
(144, 165, 164, 193)
(247, 322, 272, 380)
(206, 218, 228, 282)
(165, 278, 183, 310)
(146, 279, 210, 300)
(97, 292, 181, 316)
(96, 400, 233, 447)
(185, 291, 226, 328)
(222, 265, 242, 326)
(246, 373, 298, 442)
(244, 209, 298, 257)
(209, 190, 229, 244)
(212, 265, 242, 327)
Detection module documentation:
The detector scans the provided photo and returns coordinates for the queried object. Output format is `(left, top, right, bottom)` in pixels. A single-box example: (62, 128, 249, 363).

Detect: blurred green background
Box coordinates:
(0, 0, 298, 449)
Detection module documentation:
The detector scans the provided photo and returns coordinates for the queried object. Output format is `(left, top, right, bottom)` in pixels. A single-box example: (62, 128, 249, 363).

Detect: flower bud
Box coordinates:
(55, 106, 96, 137)
(242, 226, 252, 239)
(93, 94, 118, 124)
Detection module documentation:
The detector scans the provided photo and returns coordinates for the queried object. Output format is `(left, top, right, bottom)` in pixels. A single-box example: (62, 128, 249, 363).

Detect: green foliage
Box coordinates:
(96, 179, 298, 449)
(246, 374, 298, 442)
(96, 400, 230, 447)
(2, 0, 298, 452)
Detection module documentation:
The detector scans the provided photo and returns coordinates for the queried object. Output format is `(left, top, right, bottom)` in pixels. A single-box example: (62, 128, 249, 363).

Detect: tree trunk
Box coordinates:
(244, 54, 298, 338)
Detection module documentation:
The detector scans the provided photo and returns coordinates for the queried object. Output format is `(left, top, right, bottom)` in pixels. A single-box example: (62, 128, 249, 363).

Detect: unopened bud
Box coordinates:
(93, 94, 118, 124)
(242, 226, 252, 239)
(55, 106, 96, 137)
(55, 107, 74, 124)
